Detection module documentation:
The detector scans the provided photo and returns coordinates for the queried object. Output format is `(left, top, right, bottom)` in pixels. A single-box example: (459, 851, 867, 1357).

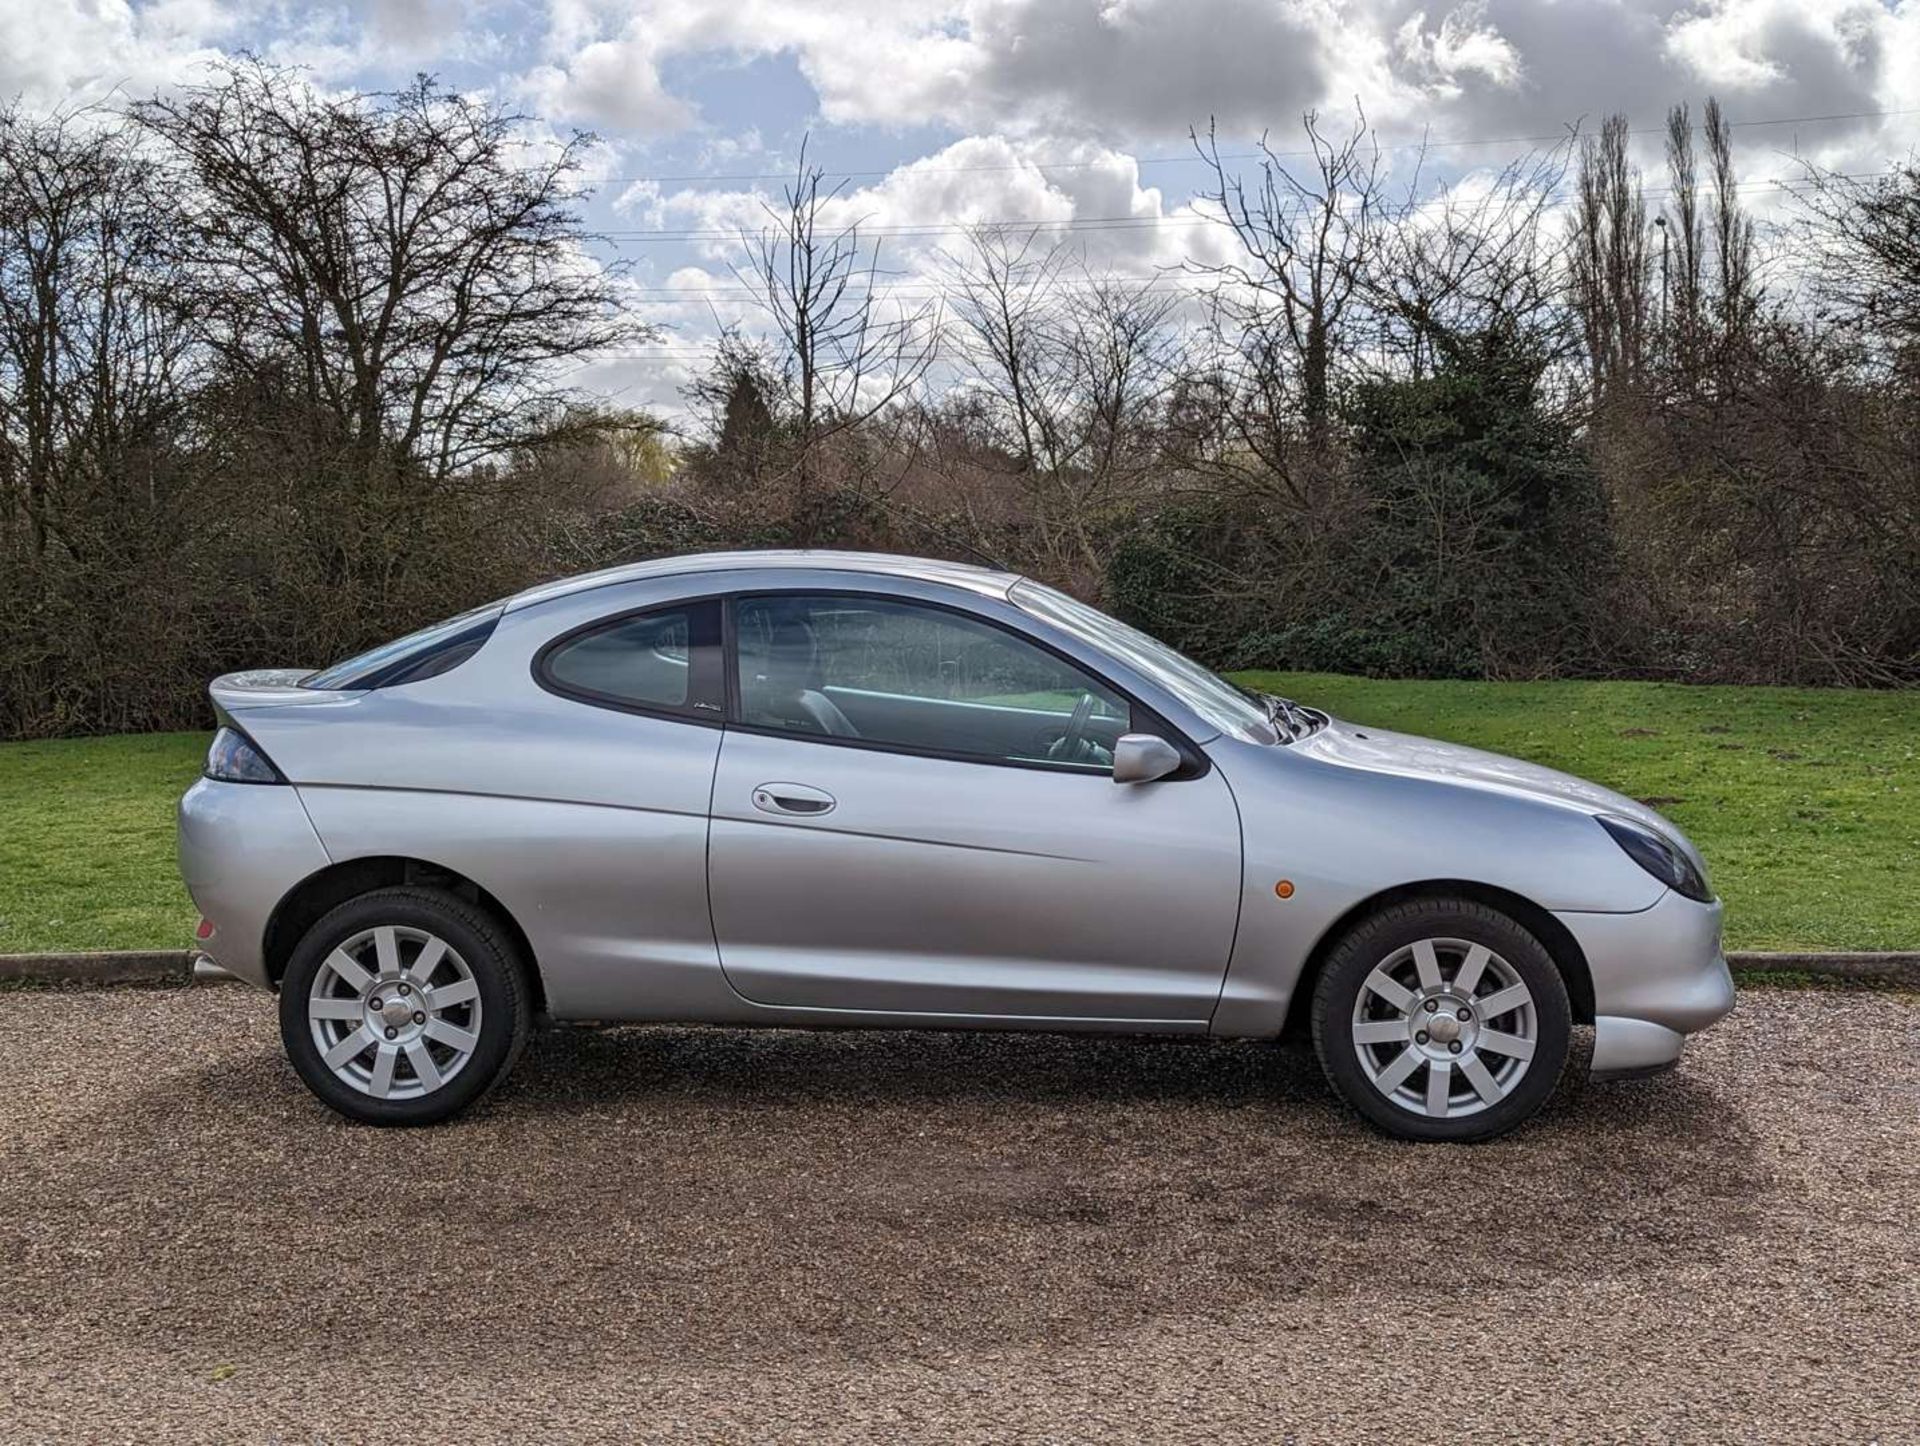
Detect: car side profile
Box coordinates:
(178, 550, 1735, 1141)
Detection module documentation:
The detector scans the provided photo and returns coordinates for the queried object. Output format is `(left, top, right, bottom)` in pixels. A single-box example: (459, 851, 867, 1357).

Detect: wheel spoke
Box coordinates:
(324, 948, 372, 994)
(424, 1018, 477, 1054)
(322, 1028, 374, 1070)
(1411, 939, 1444, 993)
(367, 1044, 398, 1098)
(308, 925, 483, 1100)
(405, 1041, 443, 1093)
(1373, 1045, 1423, 1093)
(1425, 1059, 1452, 1117)
(408, 936, 449, 986)
(1459, 1051, 1505, 1104)
(1353, 1019, 1409, 1046)
(1453, 944, 1492, 997)
(1478, 1029, 1536, 1061)
(1476, 982, 1531, 1019)
(428, 977, 479, 1010)
(1363, 969, 1415, 1015)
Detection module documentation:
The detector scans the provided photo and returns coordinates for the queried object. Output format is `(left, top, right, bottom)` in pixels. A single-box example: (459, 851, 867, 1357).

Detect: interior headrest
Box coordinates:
(759, 615, 820, 689)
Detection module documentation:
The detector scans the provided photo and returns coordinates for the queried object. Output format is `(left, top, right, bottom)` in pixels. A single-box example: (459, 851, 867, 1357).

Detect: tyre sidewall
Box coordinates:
(1314, 900, 1572, 1143)
(279, 888, 527, 1126)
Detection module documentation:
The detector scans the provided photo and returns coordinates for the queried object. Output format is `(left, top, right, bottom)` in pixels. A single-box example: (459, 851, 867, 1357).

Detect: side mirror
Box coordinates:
(1111, 733, 1183, 784)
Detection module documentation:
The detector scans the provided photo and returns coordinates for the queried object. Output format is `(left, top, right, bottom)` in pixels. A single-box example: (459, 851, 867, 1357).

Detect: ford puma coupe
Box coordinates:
(179, 551, 1734, 1140)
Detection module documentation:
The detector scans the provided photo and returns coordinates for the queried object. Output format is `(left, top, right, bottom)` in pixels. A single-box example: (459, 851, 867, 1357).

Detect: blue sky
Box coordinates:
(6, 1, 1919, 415)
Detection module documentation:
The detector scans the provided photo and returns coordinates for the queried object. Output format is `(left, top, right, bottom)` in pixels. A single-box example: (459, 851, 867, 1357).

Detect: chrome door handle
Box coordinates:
(751, 782, 836, 816)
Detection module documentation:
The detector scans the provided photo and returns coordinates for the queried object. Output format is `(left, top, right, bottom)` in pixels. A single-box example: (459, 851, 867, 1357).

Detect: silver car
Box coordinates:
(178, 550, 1734, 1141)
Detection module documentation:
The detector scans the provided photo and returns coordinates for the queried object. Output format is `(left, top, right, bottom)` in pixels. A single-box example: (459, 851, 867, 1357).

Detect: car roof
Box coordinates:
(504, 549, 1023, 613)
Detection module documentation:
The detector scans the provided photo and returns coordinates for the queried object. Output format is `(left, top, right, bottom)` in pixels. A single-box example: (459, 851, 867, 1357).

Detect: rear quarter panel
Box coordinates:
(233, 584, 741, 1021)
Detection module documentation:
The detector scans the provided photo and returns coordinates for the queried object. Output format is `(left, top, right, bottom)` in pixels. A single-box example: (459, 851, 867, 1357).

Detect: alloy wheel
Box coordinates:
(1349, 936, 1538, 1120)
(307, 925, 483, 1100)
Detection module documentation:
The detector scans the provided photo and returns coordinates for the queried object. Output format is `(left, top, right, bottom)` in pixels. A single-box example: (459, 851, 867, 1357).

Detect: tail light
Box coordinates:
(205, 727, 286, 784)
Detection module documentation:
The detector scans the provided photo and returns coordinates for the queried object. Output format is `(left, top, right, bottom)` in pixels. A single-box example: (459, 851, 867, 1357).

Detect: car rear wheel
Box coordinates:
(1312, 898, 1571, 1142)
(279, 887, 531, 1126)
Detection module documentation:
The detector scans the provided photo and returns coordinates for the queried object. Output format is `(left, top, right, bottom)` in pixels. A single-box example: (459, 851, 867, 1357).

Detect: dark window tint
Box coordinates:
(733, 594, 1129, 770)
(305, 605, 503, 691)
(541, 601, 723, 717)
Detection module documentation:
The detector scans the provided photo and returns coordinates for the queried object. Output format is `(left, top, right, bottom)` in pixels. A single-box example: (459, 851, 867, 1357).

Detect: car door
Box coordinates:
(706, 592, 1244, 1024)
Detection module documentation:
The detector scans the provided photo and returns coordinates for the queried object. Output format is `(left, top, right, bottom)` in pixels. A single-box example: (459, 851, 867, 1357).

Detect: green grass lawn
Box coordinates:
(0, 675, 1915, 955)
(1241, 673, 1920, 952)
(0, 731, 209, 955)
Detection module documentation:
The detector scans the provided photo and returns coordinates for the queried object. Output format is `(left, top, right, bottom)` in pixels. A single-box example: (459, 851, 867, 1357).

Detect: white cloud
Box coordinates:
(1396, 4, 1523, 99)
(651, 133, 1198, 273)
(520, 28, 692, 134)
(517, 0, 1920, 162)
(0, 0, 240, 110)
(365, 0, 467, 51)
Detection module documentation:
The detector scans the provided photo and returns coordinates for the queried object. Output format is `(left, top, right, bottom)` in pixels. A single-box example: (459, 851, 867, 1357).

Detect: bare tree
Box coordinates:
(1192, 108, 1385, 447)
(937, 228, 1183, 589)
(938, 226, 1074, 476)
(1049, 272, 1184, 585)
(0, 105, 191, 561)
(1704, 98, 1756, 345)
(1571, 114, 1651, 393)
(1653, 98, 1754, 379)
(1365, 142, 1575, 382)
(1663, 103, 1706, 369)
(737, 142, 938, 489)
(134, 60, 641, 491)
(1799, 154, 1920, 375)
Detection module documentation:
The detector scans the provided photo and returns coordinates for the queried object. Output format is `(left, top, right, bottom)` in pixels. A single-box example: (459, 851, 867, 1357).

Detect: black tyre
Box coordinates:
(1312, 898, 1571, 1142)
(279, 886, 532, 1126)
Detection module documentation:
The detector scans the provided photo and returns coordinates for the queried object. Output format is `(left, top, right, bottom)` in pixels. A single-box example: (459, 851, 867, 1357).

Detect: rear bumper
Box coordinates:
(1552, 891, 1736, 1081)
(177, 778, 332, 989)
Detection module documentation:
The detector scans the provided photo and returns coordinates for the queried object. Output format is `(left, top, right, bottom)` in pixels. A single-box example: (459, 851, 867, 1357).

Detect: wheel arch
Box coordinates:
(1280, 879, 1595, 1039)
(262, 855, 547, 1015)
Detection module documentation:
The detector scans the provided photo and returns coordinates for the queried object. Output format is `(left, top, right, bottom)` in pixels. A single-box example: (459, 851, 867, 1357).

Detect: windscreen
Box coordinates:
(1010, 581, 1276, 742)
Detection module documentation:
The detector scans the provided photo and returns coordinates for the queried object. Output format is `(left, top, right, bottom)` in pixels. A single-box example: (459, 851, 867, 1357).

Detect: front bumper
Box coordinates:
(177, 777, 332, 989)
(1552, 891, 1736, 1080)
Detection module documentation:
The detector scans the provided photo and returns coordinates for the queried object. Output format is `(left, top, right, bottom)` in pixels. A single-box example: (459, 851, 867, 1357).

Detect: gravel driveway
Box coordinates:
(2, 985, 1916, 1443)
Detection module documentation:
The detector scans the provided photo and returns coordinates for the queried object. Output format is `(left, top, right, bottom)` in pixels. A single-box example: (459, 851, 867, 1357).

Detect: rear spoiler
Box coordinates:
(209, 669, 361, 722)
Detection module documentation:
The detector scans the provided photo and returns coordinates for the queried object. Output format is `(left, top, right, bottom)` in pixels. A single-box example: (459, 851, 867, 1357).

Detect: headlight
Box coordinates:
(1596, 815, 1711, 902)
(205, 726, 285, 784)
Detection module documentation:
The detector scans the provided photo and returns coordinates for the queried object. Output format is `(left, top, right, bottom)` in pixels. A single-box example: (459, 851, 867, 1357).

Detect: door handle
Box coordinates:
(751, 782, 837, 817)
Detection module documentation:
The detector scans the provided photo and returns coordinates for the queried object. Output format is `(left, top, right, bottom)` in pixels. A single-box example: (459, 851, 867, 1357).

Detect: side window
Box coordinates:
(539, 600, 723, 718)
(305, 605, 503, 691)
(732, 594, 1131, 770)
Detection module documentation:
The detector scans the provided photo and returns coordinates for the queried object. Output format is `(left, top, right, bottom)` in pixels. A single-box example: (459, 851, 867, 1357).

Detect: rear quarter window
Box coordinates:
(535, 600, 725, 719)
(303, 605, 504, 691)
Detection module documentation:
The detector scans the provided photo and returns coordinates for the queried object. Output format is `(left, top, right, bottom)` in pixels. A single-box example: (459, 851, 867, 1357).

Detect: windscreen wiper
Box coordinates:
(1263, 693, 1318, 741)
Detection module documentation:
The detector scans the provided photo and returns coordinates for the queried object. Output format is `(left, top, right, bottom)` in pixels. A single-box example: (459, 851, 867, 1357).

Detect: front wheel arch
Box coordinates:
(1281, 880, 1594, 1042)
(263, 856, 547, 1017)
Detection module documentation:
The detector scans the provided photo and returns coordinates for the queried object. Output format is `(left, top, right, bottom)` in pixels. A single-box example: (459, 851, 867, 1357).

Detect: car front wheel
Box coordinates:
(279, 886, 531, 1126)
(1312, 898, 1572, 1142)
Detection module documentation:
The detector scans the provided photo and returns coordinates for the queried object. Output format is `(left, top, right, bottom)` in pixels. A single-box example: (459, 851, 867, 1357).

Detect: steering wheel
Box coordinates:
(1047, 691, 1099, 765)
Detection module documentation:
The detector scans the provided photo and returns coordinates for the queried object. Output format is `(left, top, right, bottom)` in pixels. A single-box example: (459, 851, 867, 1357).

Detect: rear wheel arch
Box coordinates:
(1281, 879, 1594, 1040)
(263, 856, 547, 1016)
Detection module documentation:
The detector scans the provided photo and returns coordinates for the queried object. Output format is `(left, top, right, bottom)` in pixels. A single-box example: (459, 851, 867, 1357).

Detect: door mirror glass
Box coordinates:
(1111, 733, 1183, 784)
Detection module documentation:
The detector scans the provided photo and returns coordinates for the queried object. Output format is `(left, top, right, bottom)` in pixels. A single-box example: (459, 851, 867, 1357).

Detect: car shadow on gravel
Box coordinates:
(6, 998, 1769, 1368)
